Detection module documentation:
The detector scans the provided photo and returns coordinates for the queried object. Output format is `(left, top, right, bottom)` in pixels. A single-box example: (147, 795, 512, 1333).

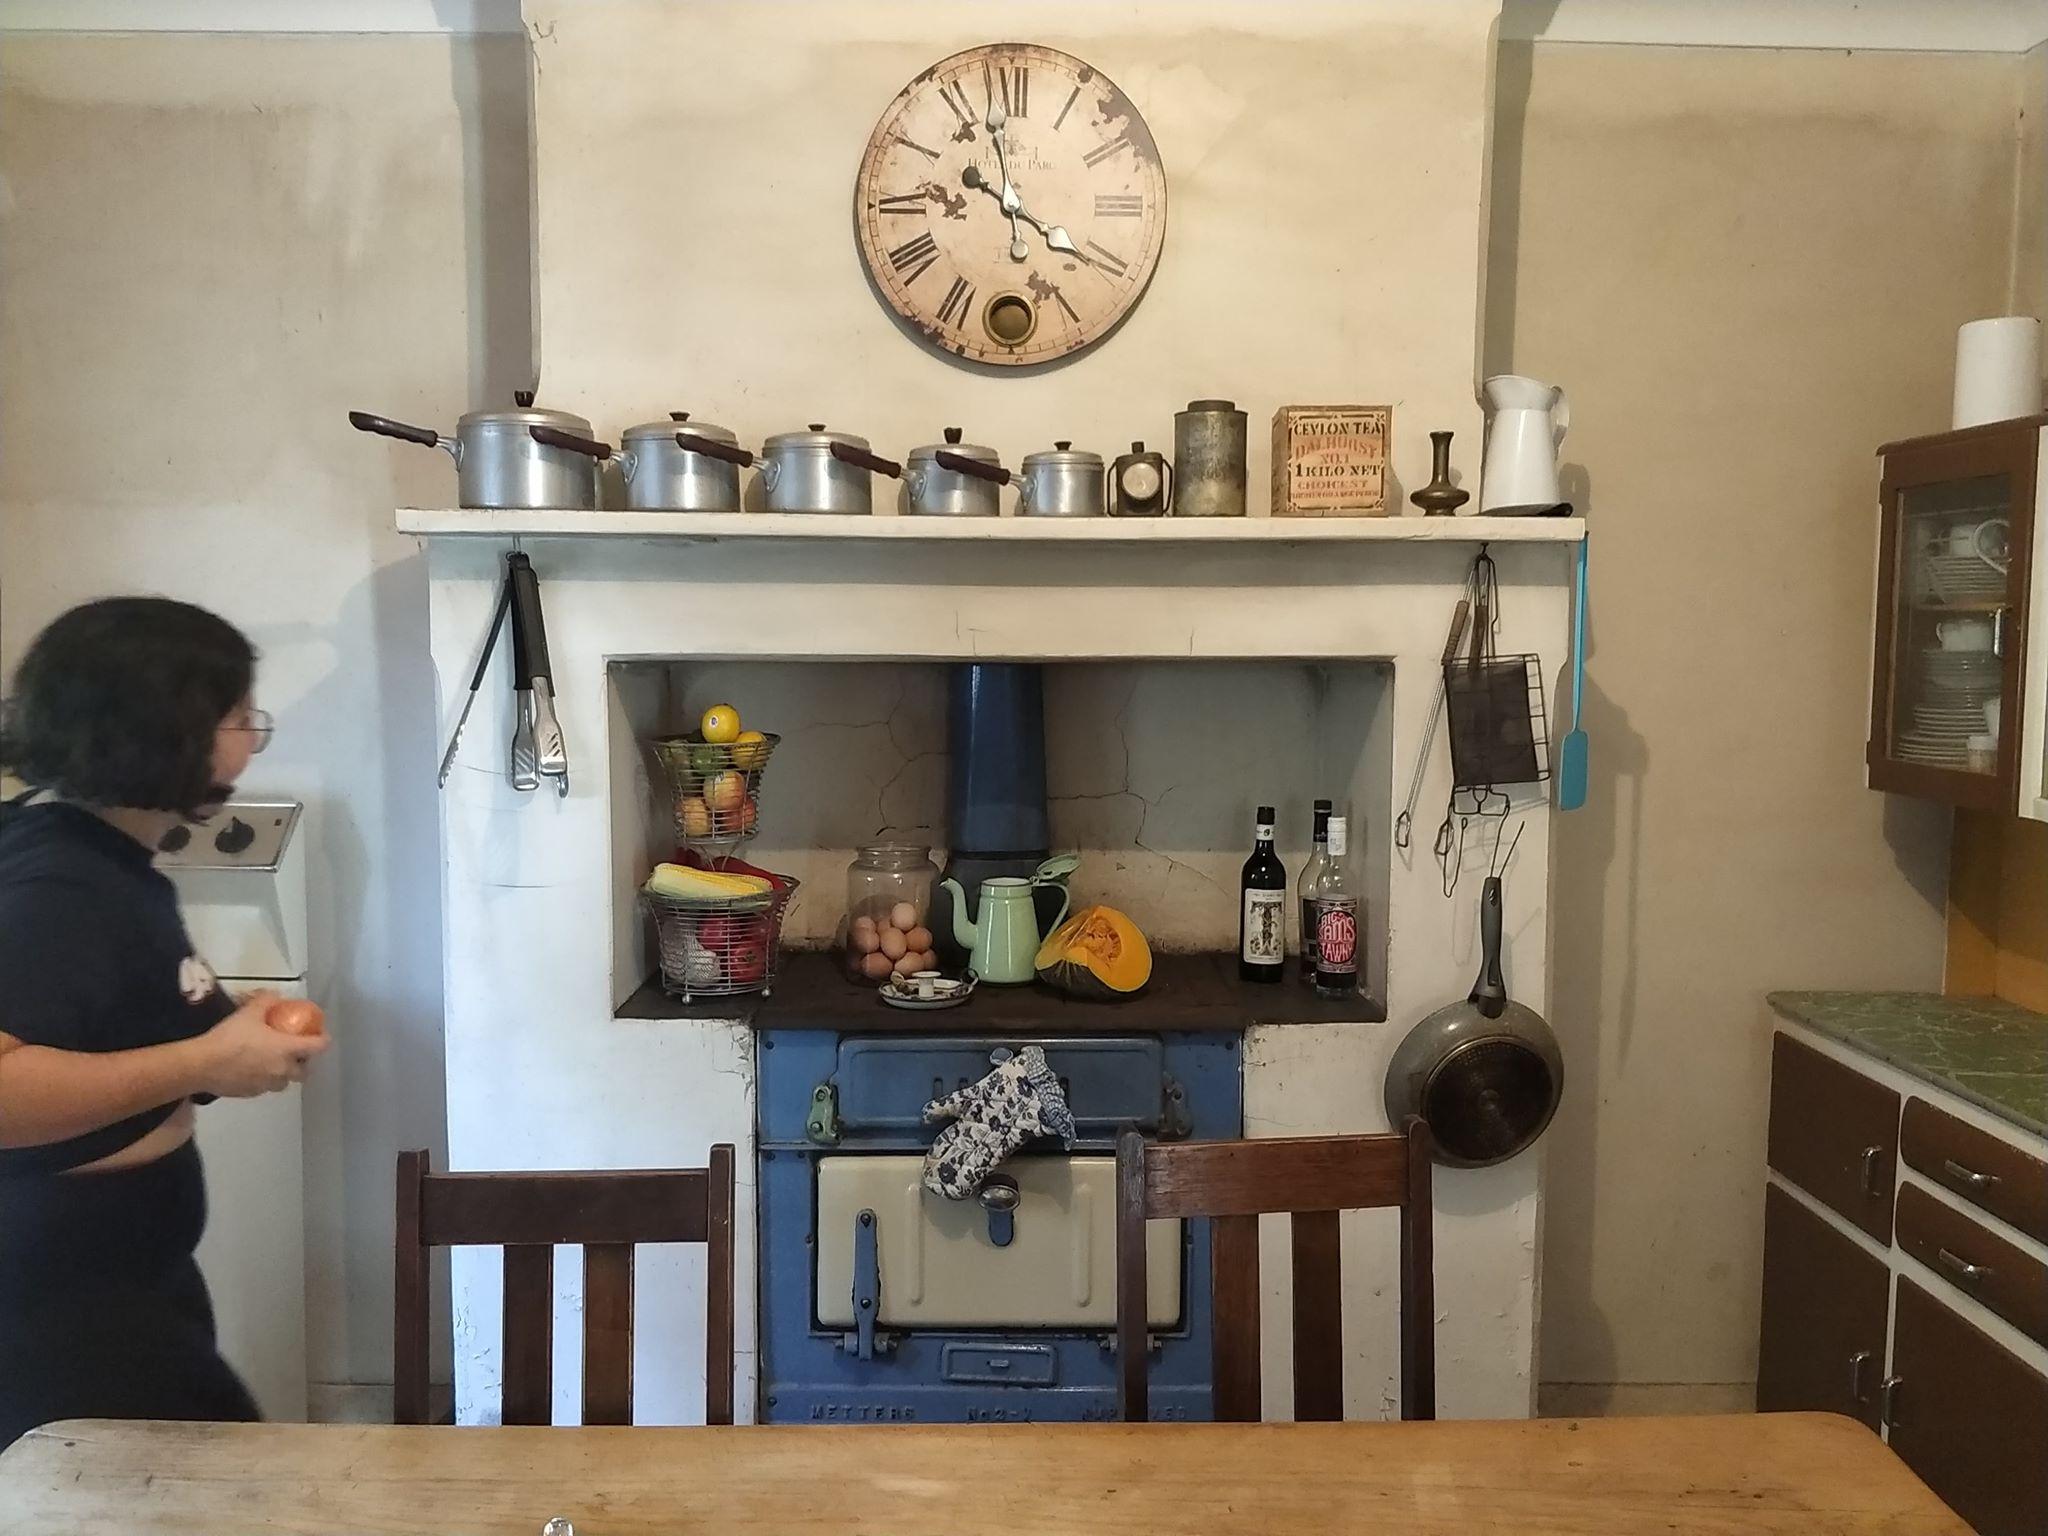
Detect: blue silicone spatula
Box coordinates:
(1557, 537, 1589, 811)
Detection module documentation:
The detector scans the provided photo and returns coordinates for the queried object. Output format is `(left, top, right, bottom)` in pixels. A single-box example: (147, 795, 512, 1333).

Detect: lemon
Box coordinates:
(700, 704, 742, 744)
(730, 729, 769, 770)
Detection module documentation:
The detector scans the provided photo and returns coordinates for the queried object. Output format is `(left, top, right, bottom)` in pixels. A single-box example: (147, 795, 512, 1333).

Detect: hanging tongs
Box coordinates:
(507, 552, 569, 797)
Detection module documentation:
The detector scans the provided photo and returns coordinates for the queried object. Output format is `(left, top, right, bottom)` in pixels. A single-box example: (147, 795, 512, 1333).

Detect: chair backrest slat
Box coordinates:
(1116, 1124, 1435, 1424)
(394, 1148, 735, 1427)
(581, 1242, 636, 1427)
(1141, 1135, 1407, 1217)
(1290, 1208, 1345, 1422)
(501, 1244, 555, 1427)
(422, 1171, 710, 1247)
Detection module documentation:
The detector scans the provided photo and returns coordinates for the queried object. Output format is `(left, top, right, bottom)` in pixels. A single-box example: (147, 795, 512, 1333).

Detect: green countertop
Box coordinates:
(1769, 991, 2048, 1138)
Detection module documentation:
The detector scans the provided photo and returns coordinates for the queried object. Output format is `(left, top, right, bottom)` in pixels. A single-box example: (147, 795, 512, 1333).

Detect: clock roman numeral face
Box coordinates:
(854, 43, 1167, 367)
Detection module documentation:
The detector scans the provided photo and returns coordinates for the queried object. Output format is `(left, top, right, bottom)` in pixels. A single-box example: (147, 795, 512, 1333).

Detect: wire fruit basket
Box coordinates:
(650, 732, 782, 849)
(644, 864, 800, 1002)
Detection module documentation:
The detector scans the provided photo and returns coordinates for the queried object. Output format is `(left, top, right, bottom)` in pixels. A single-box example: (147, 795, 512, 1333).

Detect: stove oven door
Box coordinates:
(815, 1155, 1180, 1330)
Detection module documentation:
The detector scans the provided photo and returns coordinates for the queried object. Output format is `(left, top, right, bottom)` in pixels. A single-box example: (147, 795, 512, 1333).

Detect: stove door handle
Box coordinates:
(980, 1176, 1021, 1247)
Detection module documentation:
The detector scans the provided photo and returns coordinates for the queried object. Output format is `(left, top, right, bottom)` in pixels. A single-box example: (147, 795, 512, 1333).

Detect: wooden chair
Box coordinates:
(1115, 1120, 1435, 1423)
(393, 1146, 735, 1426)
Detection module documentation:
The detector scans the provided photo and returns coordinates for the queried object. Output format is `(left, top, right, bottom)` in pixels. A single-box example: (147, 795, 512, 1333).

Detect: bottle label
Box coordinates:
(1242, 888, 1286, 965)
(1316, 898, 1359, 974)
(1327, 823, 1349, 857)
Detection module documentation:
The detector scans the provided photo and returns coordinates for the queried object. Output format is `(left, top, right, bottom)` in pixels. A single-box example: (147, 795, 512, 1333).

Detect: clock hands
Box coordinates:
(964, 106, 1090, 268)
(980, 103, 1030, 261)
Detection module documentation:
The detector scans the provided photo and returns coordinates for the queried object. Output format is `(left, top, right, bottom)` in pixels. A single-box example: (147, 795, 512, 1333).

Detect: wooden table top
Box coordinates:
(0, 1412, 1968, 1535)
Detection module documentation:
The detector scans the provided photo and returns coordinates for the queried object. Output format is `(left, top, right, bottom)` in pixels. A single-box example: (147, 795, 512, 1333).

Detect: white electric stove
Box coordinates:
(155, 800, 309, 1422)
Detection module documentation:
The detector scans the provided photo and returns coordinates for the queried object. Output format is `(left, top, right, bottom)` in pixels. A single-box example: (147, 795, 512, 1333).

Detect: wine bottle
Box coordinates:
(1313, 815, 1360, 999)
(1297, 798, 1332, 983)
(1239, 804, 1286, 984)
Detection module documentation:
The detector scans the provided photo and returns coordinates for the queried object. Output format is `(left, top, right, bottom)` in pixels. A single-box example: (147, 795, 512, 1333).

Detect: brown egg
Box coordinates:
(904, 926, 934, 953)
(889, 901, 920, 932)
(852, 917, 881, 954)
(914, 950, 940, 974)
(859, 951, 894, 981)
(879, 927, 909, 961)
(892, 952, 919, 977)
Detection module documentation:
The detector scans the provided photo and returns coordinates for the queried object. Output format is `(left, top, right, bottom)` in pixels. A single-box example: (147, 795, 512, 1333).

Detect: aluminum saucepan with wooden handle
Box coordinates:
(756, 424, 902, 515)
(347, 391, 603, 510)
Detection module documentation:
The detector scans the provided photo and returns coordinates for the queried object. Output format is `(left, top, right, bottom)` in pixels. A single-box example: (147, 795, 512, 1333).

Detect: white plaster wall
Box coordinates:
(428, 531, 1567, 1421)
(0, 33, 531, 1396)
(522, 0, 1499, 511)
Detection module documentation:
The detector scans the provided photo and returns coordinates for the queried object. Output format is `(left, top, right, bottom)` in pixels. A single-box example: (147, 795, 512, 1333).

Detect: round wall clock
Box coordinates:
(853, 43, 1167, 367)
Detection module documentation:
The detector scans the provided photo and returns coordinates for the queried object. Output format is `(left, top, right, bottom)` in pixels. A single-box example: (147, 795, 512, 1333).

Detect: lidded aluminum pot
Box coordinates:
(904, 427, 1011, 517)
(614, 412, 753, 512)
(348, 391, 602, 510)
(758, 424, 902, 515)
(1016, 441, 1106, 518)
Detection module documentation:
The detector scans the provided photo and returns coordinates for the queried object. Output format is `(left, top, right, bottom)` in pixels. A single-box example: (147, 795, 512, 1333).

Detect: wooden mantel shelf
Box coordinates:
(397, 508, 1586, 544)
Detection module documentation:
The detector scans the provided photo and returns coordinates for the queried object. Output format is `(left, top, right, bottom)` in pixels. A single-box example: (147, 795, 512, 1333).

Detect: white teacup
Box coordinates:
(1936, 618, 1995, 652)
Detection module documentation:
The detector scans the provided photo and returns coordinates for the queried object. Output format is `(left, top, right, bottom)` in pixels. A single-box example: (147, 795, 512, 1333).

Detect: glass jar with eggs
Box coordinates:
(845, 843, 940, 985)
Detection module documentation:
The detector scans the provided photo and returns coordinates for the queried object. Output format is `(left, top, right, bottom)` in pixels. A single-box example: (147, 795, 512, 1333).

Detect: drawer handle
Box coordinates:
(1937, 1247, 1993, 1283)
(1860, 1145, 1888, 1197)
(1941, 1158, 1998, 1191)
(1849, 1348, 1875, 1403)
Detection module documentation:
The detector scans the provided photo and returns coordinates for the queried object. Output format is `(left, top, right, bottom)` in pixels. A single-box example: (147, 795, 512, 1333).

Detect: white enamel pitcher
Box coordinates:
(1479, 375, 1570, 514)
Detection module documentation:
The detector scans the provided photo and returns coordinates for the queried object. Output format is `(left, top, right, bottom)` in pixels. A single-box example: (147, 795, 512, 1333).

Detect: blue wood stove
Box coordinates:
(757, 1028, 1242, 1423)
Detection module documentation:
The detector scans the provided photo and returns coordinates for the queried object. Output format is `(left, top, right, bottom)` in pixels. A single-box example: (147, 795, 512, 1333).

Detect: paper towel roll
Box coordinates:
(1953, 316, 2042, 429)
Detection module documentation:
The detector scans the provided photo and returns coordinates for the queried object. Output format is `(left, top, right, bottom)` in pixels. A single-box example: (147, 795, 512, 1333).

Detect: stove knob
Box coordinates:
(213, 816, 255, 856)
(156, 824, 192, 854)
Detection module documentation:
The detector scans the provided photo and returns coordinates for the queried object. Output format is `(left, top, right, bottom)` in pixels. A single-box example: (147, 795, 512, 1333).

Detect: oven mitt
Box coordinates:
(921, 1046, 1077, 1200)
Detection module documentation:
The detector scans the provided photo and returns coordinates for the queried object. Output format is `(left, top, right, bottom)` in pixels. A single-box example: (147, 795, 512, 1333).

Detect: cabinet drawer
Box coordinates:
(1888, 1279, 2048, 1536)
(1901, 1097, 2048, 1245)
(1768, 1034, 1900, 1243)
(1897, 1182, 2048, 1349)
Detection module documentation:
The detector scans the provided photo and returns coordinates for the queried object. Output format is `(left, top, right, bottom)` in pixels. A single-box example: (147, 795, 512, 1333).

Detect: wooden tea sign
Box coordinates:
(1271, 405, 1392, 517)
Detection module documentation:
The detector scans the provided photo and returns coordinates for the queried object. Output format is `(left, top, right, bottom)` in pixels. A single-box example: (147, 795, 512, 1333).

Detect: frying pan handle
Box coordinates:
(829, 440, 902, 478)
(934, 450, 1012, 486)
(675, 431, 756, 468)
(529, 425, 613, 461)
(1472, 874, 1507, 1019)
(350, 411, 442, 449)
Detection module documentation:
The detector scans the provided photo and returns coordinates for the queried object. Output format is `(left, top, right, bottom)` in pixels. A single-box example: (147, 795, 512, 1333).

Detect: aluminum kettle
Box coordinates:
(1478, 375, 1570, 515)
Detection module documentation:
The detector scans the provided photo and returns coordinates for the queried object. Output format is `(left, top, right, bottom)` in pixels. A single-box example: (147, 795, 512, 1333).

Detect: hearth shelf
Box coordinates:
(399, 508, 1585, 544)
(616, 949, 1388, 1032)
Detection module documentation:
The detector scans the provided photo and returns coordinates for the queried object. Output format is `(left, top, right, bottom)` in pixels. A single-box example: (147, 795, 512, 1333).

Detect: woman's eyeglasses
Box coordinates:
(227, 707, 275, 755)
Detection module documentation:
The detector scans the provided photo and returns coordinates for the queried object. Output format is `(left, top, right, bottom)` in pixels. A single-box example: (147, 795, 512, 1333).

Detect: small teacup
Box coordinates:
(1936, 618, 1995, 652)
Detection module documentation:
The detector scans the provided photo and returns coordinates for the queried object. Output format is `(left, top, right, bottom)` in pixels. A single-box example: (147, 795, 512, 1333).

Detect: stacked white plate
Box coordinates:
(1898, 702, 1988, 766)
(1920, 649, 2002, 695)
(1903, 648, 2002, 766)
(1921, 554, 2007, 604)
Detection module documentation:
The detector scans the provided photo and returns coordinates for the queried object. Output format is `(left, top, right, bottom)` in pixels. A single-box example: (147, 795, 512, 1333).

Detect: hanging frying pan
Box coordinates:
(1384, 872, 1563, 1167)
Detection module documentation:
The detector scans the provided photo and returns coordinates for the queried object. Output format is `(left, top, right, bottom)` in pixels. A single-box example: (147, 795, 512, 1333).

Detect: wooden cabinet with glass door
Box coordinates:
(1869, 414, 2045, 817)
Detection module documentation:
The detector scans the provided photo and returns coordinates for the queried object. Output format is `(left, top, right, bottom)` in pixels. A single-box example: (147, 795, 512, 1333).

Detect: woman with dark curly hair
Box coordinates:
(0, 597, 331, 1446)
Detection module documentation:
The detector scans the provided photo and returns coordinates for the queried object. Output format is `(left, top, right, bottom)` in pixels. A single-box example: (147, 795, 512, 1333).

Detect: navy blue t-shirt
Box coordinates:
(0, 799, 233, 1174)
